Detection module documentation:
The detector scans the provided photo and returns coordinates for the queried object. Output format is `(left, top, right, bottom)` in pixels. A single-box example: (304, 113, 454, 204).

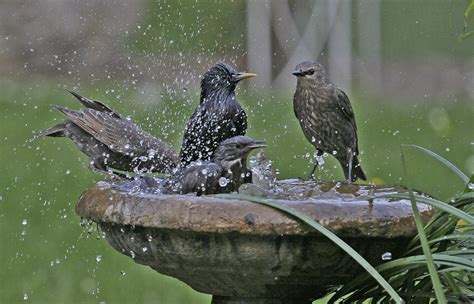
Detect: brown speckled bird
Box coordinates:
(292, 61, 366, 182)
(162, 136, 266, 195)
(34, 91, 178, 177)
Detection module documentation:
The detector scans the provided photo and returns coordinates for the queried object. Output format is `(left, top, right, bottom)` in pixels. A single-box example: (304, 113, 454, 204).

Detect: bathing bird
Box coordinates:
(292, 61, 366, 182)
(163, 136, 266, 195)
(179, 63, 256, 167)
(34, 91, 179, 177)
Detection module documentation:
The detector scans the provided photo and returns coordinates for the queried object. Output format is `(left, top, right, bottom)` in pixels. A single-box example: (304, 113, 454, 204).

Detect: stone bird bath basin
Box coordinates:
(76, 180, 432, 303)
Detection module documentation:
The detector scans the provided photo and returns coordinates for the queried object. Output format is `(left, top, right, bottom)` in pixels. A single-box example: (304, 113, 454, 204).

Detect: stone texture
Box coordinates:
(76, 181, 432, 302)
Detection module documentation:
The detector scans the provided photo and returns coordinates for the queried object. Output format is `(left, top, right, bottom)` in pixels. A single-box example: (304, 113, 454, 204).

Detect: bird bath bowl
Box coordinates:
(76, 180, 432, 303)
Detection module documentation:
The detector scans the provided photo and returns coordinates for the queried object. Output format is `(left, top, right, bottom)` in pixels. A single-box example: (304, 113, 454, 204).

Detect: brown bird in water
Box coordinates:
(34, 91, 179, 177)
(179, 63, 256, 166)
(292, 61, 366, 182)
(162, 135, 266, 195)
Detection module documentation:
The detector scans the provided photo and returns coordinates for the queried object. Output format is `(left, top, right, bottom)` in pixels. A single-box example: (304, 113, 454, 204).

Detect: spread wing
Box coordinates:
(53, 105, 174, 157)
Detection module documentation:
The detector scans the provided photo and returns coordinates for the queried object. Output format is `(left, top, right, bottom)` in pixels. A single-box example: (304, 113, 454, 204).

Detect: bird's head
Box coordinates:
(292, 61, 326, 80)
(213, 136, 267, 164)
(201, 63, 256, 99)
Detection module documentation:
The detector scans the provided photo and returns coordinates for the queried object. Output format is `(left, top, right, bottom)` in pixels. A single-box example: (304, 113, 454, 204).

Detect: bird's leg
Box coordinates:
(308, 149, 323, 180)
(345, 149, 354, 184)
(308, 163, 318, 180)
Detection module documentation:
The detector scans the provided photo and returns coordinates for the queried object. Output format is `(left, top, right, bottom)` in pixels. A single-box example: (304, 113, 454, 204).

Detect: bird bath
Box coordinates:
(76, 179, 432, 303)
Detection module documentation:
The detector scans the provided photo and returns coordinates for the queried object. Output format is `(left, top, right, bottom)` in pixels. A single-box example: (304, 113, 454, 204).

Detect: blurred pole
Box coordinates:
(272, 0, 320, 91)
(246, 0, 272, 90)
(328, 0, 352, 92)
(357, 0, 382, 95)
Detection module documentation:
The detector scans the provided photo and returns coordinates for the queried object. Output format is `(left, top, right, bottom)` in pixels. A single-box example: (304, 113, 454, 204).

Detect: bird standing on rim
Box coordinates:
(179, 63, 256, 166)
(163, 136, 266, 195)
(34, 91, 179, 177)
(292, 61, 366, 182)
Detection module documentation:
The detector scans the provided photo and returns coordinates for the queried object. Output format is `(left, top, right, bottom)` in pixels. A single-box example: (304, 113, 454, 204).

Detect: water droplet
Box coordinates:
(96, 255, 102, 263)
(65, 170, 70, 175)
(120, 270, 126, 276)
(130, 251, 136, 259)
(23, 293, 29, 300)
(381, 252, 392, 261)
(22, 219, 28, 225)
(218, 177, 229, 187)
(468, 183, 474, 190)
(142, 247, 148, 252)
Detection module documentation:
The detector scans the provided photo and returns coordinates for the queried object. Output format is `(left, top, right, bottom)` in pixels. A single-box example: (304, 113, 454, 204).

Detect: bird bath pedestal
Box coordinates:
(76, 180, 431, 303)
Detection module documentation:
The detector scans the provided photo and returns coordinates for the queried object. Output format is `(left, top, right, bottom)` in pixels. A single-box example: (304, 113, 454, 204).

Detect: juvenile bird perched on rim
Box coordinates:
(179, 63, 256, 166)
(163, 136, 266, 195)
(292, 61, 366, 182)
(33, 91, 179, 177)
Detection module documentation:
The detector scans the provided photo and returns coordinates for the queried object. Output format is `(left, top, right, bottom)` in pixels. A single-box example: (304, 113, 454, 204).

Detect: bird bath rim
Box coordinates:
(76, 181, 432, 238)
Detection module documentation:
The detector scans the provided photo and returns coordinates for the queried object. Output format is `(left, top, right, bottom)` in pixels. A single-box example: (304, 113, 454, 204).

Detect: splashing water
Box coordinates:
(381, 252, 392, 261)
(219, 177, 229, 187)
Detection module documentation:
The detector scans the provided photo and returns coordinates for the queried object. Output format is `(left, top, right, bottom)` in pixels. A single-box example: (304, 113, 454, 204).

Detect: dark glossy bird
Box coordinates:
(162, 136, 266, 195)
(292, 61, 366, 182)
(179, 63, 256, 166)
(34, 91, 179, 177)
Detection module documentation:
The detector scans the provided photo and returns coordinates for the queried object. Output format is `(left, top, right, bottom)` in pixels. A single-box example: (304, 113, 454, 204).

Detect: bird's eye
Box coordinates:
(235, 144, 243, 149)
(306, 70, 315, 75)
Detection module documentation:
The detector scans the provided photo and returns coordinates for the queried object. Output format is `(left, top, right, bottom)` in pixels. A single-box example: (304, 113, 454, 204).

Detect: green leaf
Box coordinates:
(401, 144, 469, 183)
(213, 193, 405, 304)
(400, 146, 447, 303)
(464, 174, 474, 193)
(459, 30, 474, 41)
(465, 0, 474, 17)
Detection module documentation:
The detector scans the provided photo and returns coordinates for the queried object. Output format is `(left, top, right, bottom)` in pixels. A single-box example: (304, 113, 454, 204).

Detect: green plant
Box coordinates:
(330, 146, 473, 303)
(459, 0, 474, 41)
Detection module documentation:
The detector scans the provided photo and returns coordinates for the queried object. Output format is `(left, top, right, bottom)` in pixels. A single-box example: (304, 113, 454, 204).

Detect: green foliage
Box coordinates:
(465, 0, 474, 17)
(329, 147, 474, 303)
(400, 146, 446, 303)
(459, 0, 474, 41)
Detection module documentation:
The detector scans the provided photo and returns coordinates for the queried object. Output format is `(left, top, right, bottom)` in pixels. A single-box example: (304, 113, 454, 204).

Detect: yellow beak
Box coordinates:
(233, 72, 257, 82)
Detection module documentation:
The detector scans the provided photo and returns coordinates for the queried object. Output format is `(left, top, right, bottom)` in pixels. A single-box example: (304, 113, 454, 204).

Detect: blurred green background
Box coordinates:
(1, 0, 473, 303)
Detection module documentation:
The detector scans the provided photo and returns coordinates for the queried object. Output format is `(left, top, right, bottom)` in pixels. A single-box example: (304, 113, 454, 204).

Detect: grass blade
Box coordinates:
(401, 144, 469, 183)
(401, 146, 447, 304)
(213, 193, 405, 304)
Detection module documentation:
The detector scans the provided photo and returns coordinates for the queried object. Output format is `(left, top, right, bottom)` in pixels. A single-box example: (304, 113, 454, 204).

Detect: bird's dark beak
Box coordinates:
(248, 140, 267, 149)
(292, 70, 305, 77)
(233, 72, 257, 82)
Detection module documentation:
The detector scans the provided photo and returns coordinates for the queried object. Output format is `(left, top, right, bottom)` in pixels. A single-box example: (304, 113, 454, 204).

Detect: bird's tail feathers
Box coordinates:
(350, 156, 367, 182)
(31, 122, 66, 142)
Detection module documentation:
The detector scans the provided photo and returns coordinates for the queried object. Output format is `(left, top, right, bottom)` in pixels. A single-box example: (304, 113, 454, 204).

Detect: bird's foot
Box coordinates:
(342, 178, 353, 185)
